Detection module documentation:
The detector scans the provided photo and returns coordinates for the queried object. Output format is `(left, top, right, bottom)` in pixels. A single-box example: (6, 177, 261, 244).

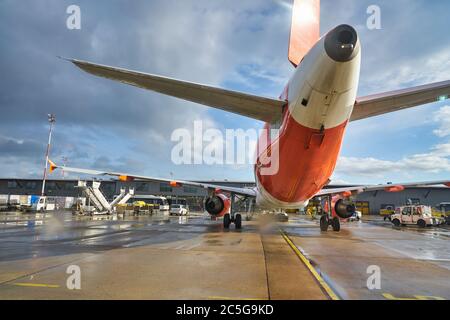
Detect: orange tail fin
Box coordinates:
(288, 0, 320, 67)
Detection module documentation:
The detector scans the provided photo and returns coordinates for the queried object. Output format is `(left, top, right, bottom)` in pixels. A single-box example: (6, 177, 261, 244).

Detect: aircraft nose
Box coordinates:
(324, 24, 359, 62)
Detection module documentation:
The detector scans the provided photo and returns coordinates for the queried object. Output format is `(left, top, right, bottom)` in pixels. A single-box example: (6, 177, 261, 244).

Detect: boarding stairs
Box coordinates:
(77, 181, 134, 214)
(110, 187, 135, 207)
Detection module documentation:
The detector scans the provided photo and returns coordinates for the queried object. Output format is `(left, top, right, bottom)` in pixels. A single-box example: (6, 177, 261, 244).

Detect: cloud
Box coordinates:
(336, 148, 450, 179)
(0, 0, 290, 179)
(0, 136, 43, 158)
(336, 105, 450, 179)
(362, 45, 450, 93)
(433, 105, 450, 138)
(1, 0, 450, 183)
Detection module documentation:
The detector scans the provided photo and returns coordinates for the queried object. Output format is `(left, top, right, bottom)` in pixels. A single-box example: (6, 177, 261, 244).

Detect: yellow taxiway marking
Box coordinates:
(12, 282, 60, 288)
(383, 293, 444, 300)
(280, 230, 340, 300)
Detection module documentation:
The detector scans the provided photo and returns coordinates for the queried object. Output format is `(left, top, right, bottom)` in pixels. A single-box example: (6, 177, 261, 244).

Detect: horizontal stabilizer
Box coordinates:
(352, 80, 450, 121)
(64, 58, 285, 122)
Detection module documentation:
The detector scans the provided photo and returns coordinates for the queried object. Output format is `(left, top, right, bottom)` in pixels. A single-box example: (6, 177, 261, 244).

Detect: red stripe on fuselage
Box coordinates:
(256, 112, 348, 203)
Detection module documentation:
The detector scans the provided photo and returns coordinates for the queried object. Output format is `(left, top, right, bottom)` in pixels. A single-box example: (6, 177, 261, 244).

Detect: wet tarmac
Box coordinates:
(0, 211, 449, 300)
(285, 216, 450, 300)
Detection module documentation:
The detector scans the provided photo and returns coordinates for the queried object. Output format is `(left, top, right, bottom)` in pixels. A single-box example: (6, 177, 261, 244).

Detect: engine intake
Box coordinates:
(205, 194, 230, 217)
(334, 199, 356, 219)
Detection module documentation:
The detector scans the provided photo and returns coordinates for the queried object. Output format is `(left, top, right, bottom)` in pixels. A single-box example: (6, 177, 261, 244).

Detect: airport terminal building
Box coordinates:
(0, 178, 449, 215)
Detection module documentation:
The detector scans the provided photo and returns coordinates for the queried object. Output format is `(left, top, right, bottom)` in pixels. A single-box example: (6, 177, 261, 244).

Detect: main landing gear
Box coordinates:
(223, 213, 242, 229)
(319, 195, 340, 232)
(320, 214, 340, 232)
(223, 193, 242, 230)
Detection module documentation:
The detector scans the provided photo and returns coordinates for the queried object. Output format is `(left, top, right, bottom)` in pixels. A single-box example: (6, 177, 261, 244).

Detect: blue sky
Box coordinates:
(0, 0, 449, 184)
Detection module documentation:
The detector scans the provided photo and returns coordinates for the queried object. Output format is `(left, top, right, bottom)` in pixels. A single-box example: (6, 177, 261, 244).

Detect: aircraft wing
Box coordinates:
(50, 158, 449, 200)
(63, 58, 285, 123)
(316, 180, 450, 197)
(351, 80, 450, 121)
(49, 160, 257, 198)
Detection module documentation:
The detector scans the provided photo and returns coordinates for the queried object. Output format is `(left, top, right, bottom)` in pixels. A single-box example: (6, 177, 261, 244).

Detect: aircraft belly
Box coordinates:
(256, 114, 347, 204)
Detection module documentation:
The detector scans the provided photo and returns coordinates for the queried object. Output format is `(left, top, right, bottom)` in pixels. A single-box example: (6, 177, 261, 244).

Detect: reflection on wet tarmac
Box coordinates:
(0, 210, 217, 262)
(178, 216, 188, 224)
(1, 211, 450, 300)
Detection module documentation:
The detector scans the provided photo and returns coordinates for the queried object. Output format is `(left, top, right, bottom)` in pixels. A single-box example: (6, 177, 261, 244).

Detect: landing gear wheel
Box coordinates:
(331, 217, 341, 232)
(417, 219, 426, 228)
(320, 214, 329, 231)
(235, 214, 242, 229)
(223, 214, 231, 229)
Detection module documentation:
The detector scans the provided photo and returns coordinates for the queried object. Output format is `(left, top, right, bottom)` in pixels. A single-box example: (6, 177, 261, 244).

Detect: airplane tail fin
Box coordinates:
(288, 0, 320, 67)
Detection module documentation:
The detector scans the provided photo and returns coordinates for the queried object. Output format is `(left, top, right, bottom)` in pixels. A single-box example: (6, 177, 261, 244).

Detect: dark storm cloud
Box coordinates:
(0, 0, 194, 129)
(0, 0, 289, 130)
(0, 136, 43, 158)
(0, 0, 292, 178)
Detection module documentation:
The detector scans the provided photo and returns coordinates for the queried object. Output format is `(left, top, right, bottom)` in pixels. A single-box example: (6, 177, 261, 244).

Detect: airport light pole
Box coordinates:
(41, 114, 56, 196)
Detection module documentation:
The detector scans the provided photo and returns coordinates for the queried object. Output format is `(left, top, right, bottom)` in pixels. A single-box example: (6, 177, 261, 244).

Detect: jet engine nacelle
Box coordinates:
(333, 196, 356, 219)
(204, 193, 231, 217)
